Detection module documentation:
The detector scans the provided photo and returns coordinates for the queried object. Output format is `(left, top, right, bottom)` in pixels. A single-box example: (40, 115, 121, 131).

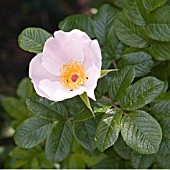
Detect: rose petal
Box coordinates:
(68, 29, 91, 42)
(84, 64, 101, 100)
(42, 31, 84, 76)
(39, 79, 86, 101)
(83, 40, 102, 71)
(29, 53, 56, 100)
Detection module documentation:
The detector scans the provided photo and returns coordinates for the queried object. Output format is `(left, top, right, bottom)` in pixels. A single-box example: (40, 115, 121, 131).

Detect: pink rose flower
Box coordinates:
(29, 29, 102, 101)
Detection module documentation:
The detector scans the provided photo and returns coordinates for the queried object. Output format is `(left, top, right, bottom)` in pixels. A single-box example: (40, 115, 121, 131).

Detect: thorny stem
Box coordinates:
(102, 96, 121, 110)
(112, 60, 118, 70)
(67, 117, 74, 121)
(102, 96, 127, 115)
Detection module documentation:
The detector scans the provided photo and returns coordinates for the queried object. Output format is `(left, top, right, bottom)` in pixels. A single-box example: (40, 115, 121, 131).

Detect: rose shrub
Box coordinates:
(2, 0, 170, 169)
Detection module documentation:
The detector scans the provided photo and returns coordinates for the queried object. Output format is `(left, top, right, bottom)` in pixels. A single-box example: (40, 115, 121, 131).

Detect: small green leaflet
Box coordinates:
(95, 109, 122, 152)
(18, 27, 52, 53)
(156, 140, 170, 168)
(130, 151, 155, 169)
(109, 66, 135, 102)
(73, 117, 97, 150)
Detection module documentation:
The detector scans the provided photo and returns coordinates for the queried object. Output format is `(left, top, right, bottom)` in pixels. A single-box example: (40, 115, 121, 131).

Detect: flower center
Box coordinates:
(59, 60, 86, 90)
(71, 74, 79, 82)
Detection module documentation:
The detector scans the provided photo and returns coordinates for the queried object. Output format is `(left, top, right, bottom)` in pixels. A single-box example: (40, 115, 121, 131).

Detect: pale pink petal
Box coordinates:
(42, 31, 84, 76)
(68, 29, 91, 42)
(29, 53, 57, 100)
(60, 38, 84, 63)
(42, 37, 68, 76)
(83, 40, 102, 71)
(84, 64, 101, 100)
(39, 79, 86, 102)
(54, 30, 69, 41)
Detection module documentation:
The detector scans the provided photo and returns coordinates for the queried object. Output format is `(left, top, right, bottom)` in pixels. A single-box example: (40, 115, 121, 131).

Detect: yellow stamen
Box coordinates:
(59, 60, 86, 90)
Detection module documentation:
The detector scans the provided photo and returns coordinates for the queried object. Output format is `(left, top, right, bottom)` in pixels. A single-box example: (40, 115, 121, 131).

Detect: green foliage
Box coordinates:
(95, 109, 122, 152)
(142, 0, 167, 11)
(7, 0, 170, 168)
(146, 6, 170, 41)
(130, 151, 155, 169)
(73, 117, 97, 150)
(123, 0, 147, 26)
(121, 110, 162, 154)
(118, 50, 154, 77)
(109, 66, 135, 102)
(45, 121, 73, 162)
(26, 97, 65, 120)
(92, 4, 119, 45)
(18, 27, 52, 53)
(114, 13, 149, 48)
(120, 77, 164, 110)
(10, 147, 54, 169)
(14, 116, 53, 148)
(156, 140, 170, 168)
(59, 14, 94, 38)
(113, 136, 131, 160)
(2, 77, 34, 128)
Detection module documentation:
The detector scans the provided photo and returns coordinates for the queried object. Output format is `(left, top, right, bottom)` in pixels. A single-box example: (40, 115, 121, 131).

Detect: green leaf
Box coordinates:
(155, 92, 170, 101)
(12, 160, 27, 169)
(113, 136, 131, 160)
(26, 97, 65, 120)
(95, 74, 112, 98)
(160, 118, 170, 139)
(59, 14, 94, 38)
(147, 44, 170, 61)
(73, 117, 97, 150)
(118, 51, 154, 77)
(81, 152, 107, 167)
(68, 154, 86, 169)
(120, 76, 164, 110)
(10, 147, 32, 159)
(121, 110, 162, 154)
(156, 139, 170, 168)
(130, 151, 155, 169)
(102, 25, 127, 68)
(142, 0, 167, 11)
(93, 4, 119, 45)
(16, 77, 34, 99)
(93, 99, 111, 114)
(37, 152, 54, 168)
(2, 97, 31, 119)
(109, 66, 135, 102)
(31, 158, 39, 169)
(45, 121, 73, 162)
(123, 0, 147, 26)
(14, 116, 53, 148)
(151, 100, 170, 121)
(147, 25, 170, 42)
(80, 92, 94, 117)
(93, 157, 119, 169)
(64, 96, 93, 122)
(18, 27, 52, 53)
(146, 6, 170, 42)
(150, 61, 170, 80)
(95, 109, 122, 152)
(114, 13, 149, 48)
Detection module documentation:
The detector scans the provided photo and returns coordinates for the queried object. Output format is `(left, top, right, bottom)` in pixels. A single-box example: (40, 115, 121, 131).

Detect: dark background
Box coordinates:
(0, 0, 108, 96)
